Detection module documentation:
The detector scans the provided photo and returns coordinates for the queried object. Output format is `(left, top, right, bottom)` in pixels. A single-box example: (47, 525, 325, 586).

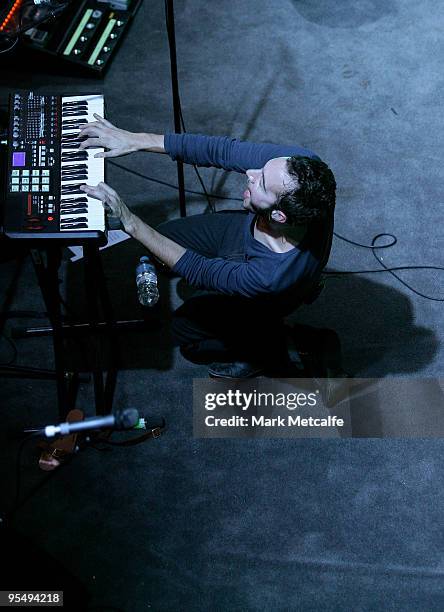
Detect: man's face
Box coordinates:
(243, 157, 295, 219)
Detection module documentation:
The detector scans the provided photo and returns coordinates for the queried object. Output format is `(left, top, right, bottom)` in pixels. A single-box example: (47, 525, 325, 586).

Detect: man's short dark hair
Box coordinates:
(272, 156, 336, 226)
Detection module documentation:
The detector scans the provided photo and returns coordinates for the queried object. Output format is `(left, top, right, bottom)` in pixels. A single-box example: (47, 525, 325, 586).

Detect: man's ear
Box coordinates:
(271, 209, 287, 224)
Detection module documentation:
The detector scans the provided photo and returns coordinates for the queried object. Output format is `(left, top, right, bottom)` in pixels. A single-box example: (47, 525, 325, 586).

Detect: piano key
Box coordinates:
(59, 95, 105, 232)
(61, 164, 88, 172)
(62, 105, 88, 112)
(61, 167, 88, 174)
(61, 186, 86, 195)
(61, 152, 89, 162)
(63, 119, 88, 125)
(60, 197, 89, 204)
(59, 216, 89, 224)
(62, 100, 88, 105)
(60, 223, 89, 230)
(61, 173, 88, 179)
(62, 111, 89, 117)
(60, 207, 89, 213)
(60, 209, 89, 215)
(62, 177, 89, 184)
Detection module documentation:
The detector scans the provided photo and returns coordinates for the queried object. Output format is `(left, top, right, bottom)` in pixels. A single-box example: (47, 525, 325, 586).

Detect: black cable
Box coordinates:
(369, 235, 443, 301)
(108, 159, 241, 202)
(333, 231, 397, 250)
(326, 233, 444, 301)
(0, 35, 18, 54)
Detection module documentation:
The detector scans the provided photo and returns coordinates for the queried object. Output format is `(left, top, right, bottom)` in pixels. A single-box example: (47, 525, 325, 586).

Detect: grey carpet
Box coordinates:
(1, 0, 443, 610)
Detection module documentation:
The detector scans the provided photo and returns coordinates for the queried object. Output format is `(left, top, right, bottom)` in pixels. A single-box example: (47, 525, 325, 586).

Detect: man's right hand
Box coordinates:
(78, 114, 142, 158)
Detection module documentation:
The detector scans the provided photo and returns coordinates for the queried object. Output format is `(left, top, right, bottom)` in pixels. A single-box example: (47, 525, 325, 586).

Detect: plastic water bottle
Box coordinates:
(136, 256, 159, 307)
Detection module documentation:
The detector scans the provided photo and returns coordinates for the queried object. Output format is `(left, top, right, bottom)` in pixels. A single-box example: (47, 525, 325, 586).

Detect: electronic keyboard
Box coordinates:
(2, 91, 107, 245)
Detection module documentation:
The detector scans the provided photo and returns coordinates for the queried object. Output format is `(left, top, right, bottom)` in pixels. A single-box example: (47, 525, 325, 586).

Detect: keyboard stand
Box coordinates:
(0, 250, 62, 383)
(29, 243, 120, 420)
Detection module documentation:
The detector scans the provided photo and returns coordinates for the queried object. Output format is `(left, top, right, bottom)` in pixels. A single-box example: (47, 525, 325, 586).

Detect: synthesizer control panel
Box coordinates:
(7, 92, 60, 230)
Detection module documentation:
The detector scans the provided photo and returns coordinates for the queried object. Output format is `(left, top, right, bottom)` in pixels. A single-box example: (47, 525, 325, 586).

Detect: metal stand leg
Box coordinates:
(166, 0, 187, 217)
(83, 244, 106, 415)
(12, 243, 134, 419)
(83, 243, 120, 415)
(0, 250, 59, 381)
(95, 252, 119, 413)
(30, 248, 71, 419)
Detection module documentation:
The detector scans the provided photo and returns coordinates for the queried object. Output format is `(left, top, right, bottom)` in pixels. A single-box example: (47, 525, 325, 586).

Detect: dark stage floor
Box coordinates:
(1, 0, 444, 610)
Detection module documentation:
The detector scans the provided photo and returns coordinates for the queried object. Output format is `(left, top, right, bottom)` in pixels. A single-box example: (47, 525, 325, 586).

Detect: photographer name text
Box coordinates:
(204, 415, 344, 428)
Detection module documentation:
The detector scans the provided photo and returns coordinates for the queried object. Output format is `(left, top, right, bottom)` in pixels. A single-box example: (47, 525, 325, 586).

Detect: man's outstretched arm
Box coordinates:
(80, 182, 185, 268)
(79, 114, 166, 158)
(79, 115, 320, 171)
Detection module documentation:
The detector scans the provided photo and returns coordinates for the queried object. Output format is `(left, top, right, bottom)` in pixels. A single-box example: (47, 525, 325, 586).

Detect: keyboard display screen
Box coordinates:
(12, 152, 26, 166)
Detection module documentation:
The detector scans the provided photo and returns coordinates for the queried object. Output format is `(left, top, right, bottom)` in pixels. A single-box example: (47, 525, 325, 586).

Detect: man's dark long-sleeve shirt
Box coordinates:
(164, 134, 333, 309)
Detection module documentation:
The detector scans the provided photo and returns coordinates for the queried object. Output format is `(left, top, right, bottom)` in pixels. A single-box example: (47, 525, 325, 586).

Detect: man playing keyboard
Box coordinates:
(79, 115, 336, 379)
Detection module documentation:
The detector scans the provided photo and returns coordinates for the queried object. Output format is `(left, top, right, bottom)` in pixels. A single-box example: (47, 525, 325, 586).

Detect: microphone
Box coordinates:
(25, 408, 140, 438)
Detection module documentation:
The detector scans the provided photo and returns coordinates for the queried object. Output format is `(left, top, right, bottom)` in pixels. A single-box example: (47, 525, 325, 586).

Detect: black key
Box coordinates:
(61, 163, 88, 171)
(60, 202, 88, 210)
(60, 202, 88, 208)
(62, 133, 88, 140)
(62, 109, 88, 115)
(60, 209, 88, 215)
(60, 197, 88, 204)
(62, 176, 88, 183)
(60, 206, 88, 212)
(62, 111, 88, 117)
(61, 165, 88, 172)
(61, 183, 84, 190)
(62, 103, 88, 108)
(60, 196, 88, 202)
(61, 139, 88, 146)
(61, 186, 84, 195)
(60, 223, 89, 229)
(61, 153, 88, 161)
(59, 216, 88, 223)
(63, 119, 87, 125)
(61, 173, 88, 180)
(62, 149, 88, 156)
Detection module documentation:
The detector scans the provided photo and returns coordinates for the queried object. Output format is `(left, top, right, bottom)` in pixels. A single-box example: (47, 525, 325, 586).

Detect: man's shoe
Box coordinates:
(289, 326, 352, 407)
(290, 327, 344, 378)
(208, 361, 264, 379)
